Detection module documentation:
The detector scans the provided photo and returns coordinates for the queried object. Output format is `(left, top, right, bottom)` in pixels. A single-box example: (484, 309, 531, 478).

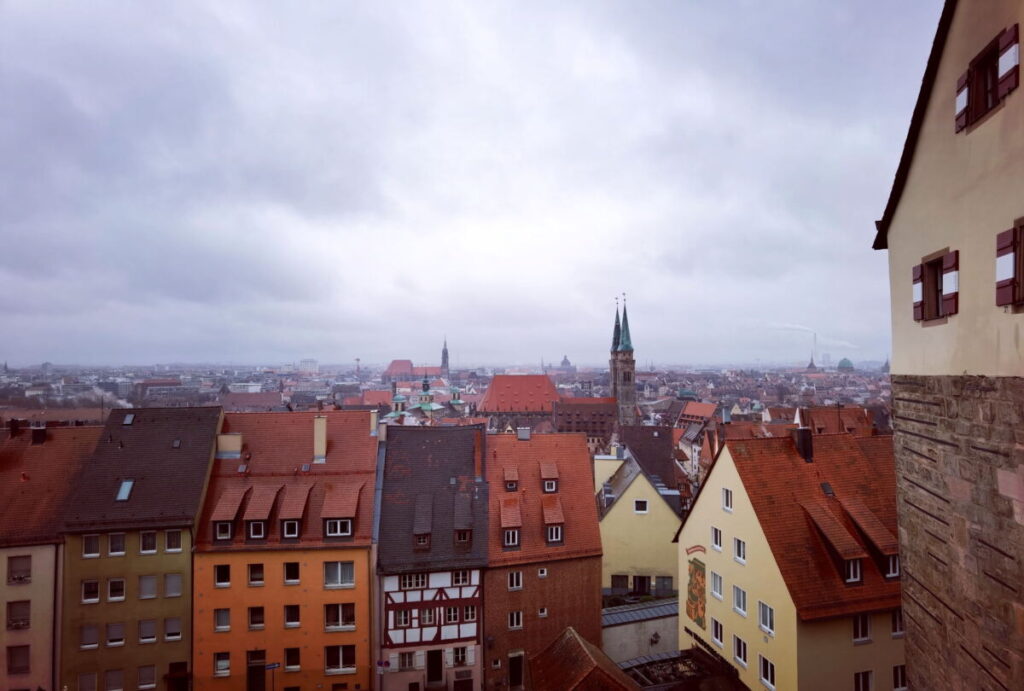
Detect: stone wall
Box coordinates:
(891, 375, 1023, 691)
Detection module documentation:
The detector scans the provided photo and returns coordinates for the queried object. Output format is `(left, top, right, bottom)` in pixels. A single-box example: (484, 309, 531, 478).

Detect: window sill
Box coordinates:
(285, 666, 300, 672)
(166, 548, 182, 553)
(139, 638, 156, 644)
(285, 623, 300, 629)
(711, 546, 722, 552)
(108, 597, 125, 602)
(723, 507, 733, 514)
(853, 638, 872, 646)
(759, 626, 774, 637)
(214, 627, 230, 633)
(165, 635, 182, 642)
(214, 583, 231, 589)
(139, 595, 156, 600)
(109, 552, 125, 557)
(139, 684, 156, 690)
(734, 658, 747, 669)
(214, 671, 230, 678)
(248, 582, 264, 587)
(734, 558, 746, 566)
(712, 639, 723, 649)
(325, 668, 357, 676)
(249, 625, 265, 631)
(712, 593, 723, 601)
(107, 641, 125, 648)
(284, 580, 300, 586)
(83, 554, 100, 559)
(892, 632, 905, 639)
(82, 599, 99, 605)
(80, 644, 98, 650)
(139, 550, 157, 556)
(325, 625, 356, 632)
(325, 583, 355, 590)
(733, 608, 747, 618)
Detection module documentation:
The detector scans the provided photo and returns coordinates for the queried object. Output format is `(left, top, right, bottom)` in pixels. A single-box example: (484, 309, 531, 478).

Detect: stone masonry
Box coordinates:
(891, 375, 1024, 691)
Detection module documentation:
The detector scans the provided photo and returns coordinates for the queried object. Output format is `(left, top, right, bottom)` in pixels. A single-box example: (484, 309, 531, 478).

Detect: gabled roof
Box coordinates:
(479, 375, 560, 413)
(487, 433, 602, 566)
(619, 426, 676, 488)
(873, 0, 958, 249)
(63, 407, 222, 531)
(0, 425, 102, 547)
(529, 626, 640, 690)
(717, 434, 900, 620)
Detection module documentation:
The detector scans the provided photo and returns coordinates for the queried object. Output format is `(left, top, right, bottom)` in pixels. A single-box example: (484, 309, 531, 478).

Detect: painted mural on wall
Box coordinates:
(686, 557, 706, 629)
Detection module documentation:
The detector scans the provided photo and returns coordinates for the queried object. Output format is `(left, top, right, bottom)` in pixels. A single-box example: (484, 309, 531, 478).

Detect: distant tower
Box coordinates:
(610, 299, 638, 426)
(441, 338, 450, 379)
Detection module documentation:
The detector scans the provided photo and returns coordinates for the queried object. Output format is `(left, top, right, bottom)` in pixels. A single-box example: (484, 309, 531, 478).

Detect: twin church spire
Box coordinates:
(609, 297, 637, 425)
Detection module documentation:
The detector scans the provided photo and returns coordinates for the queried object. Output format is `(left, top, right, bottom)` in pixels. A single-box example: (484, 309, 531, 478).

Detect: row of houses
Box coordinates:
(1, 408, 605, 691)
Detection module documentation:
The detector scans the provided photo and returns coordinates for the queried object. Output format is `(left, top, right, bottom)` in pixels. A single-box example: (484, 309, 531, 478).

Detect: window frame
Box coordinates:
(503, 528, 520, 547)
(733, 635, 748, 667)
(508, 571, 523, 591)
(324, 561, 355, 589)
(399, 572, 426, 590)
(284, 561, 300, 584)
(214, 564, 231, 588)
(214, 522, 233, 540)
(507, 610, 523, 630)
(845, 558, 862, 584)
(758, 601, 775, 636)
(82, 579, 100, 604)
(711, 617, 723, 647)
(891, 608, 905, 638)
(164, 573, 182, 598)
(165, 530, 182, 552)
(711, 571, 723, 600)
(854, 670, 873, 691)
(164, 617, 182, 641)
(282, 520, 300, 539)
(82, 534, 101, 558)
(284, 604, 300, 628)
(248, 521, 266, 540)
(711, 526, 722, 551)
(853, 613, 871, 643)
(722, 487, 733, 512)
(452, 570, 470, 586)
(108, 533, 126, 556)
(732, 585, 747, 617)
(248, 563, 264, 587)
(759, 655, 776, 690)
(138, 619, 157, 644)
(634, 499, 649, 514)
(886, 554, 900, 578)
(139, 531, 157, 554)
(733, 537, 746, 564)
(325, 518, 352, 537)
(546, 524, 563, 544)
(893, 664, 907, 691)
(214, 608, 230, 632)
(248, 606, 265, 630)
(214, 652, 231, 677)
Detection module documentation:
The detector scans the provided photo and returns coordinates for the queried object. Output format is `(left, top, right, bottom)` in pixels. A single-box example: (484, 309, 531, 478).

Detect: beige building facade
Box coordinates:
(3, 543, 60, 689)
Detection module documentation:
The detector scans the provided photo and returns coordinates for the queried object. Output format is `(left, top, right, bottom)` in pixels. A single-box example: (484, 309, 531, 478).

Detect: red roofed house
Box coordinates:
(478, 375, 561, 432)
(676, 429, 904, 690)
(483, 432, 603, 689)
(529, 626, 640, 690)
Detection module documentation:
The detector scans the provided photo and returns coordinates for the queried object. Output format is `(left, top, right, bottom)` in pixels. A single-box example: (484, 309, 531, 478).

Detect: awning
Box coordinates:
(802, 501, 867, 559)
(321, 479, 364, 518)
(540, 463, 560, 480)
(500, 496, 522, 528)
(210, 487, 248, 522)
(243, 485, 281, 522)
(278, 483, 314, 520)
(413, 494, 433, 535)
(541, 495, 564, 525)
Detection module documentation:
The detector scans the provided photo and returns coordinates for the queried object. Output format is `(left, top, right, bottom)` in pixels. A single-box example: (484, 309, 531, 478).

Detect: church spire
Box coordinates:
(618, 299, 633, 352)
(611, 300, 621, 351)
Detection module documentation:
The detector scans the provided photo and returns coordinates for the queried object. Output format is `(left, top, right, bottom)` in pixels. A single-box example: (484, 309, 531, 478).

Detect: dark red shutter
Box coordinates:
(996, 228, 1017, 306)
(998, 24, 1020, 100)
(912, 264, 924, 321)
(941, 250, 959, 316)
(955, 71, 970, 132)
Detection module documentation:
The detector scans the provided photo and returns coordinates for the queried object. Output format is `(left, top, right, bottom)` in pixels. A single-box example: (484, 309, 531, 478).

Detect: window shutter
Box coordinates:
(941, 250, 959, 316)
(996, 228, 1017, 306)
(444, 648, 454, 668)
(998, 24, 1020, 100)
(414, 650, 425, 670)
(912, 264, 924, 321)
(467, 645, 476, 666)
(955, 71, 969, 132)
(388, 653, 399, 672)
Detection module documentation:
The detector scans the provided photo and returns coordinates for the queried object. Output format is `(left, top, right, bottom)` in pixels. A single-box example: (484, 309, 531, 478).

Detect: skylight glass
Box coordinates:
(116, 479, 135, 501)
(123, 413, 135, 425)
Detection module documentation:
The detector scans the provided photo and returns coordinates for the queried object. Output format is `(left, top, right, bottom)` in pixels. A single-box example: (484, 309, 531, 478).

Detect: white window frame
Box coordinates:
(508, 571, 523, 590)
(546, 525, 563, 543)
(398, 572, 426, 590)
(711, 526, 722, 551)
(891, 608, 904, 638)
(214, 564, 230, 588)
(324, 561, 355, 588)
(284, 604, 300, 628)
(139, 531, 157, 554)
(854, 670, 872, 691)
(165, 530, 182, 553)
(711, 617, 723, 647)
(138, 619, 157, 644)
(82, 579, 100, 604)
(284, 562, 300, 585)
(248, 563, 264, 586)
(508, 610, 523, 630)
(108, 578, 126, 602)
(538, 567, 548, 578)
(504, 528, 519, 547)
(214, 652, 230, 677)
(733, 635, 748, 667)
(80, 624, 99, 649)
(138, 574, 157, 600)
(83, 534, 101, 558)
(464, 605, 477, 622)
(543, 480, 557, 493)
(845, 558, 862, 584)
(395, 608, 411, 628)
(634, 499, 649, 514)
(108, 533, 126, 556)
(734, 537, 746, 564)
(758, 601, 775, 635)
(722, 487, 733, 512)
(282, 520, 300, 538)
(164, 617, 182, 641)
(248, 521, 265, 539)
(445, 606, 459, 624)
(853, 613, 871, 643)
(538, 607, 548, 618)
(733, 585, 747, 617)
(137, 664, 156, 690)
(248, 606, 265, 630)
(164, 573, 182, 598)
(215, 522, 233, 540)
(893, 664, 907, 691)
(886, 554, 900, 578)
(759, 655, 776, 690)
(453, 570, 470, 586)
(454, 646, 467, 666)
(711, 571, 723, 600)
(214, 608, 230, 632)
(326, 518, 352, 537)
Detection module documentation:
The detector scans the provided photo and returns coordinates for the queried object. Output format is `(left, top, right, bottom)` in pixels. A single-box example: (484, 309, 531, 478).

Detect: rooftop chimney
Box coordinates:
(30, 427, 46, 445)
(313, 415, 327, 463)
(216, 433, 243, 460)
(8, 419, 21, 438)
(792, 427, 813, 463)
(516, 427, 531, 441)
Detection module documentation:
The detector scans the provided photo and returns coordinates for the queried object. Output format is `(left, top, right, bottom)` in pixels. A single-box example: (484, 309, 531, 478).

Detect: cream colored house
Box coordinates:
(677, 430, 905, 691)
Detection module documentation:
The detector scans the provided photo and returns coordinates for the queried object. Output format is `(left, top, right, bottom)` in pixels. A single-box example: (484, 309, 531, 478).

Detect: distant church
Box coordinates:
(609, 303, 638, 426)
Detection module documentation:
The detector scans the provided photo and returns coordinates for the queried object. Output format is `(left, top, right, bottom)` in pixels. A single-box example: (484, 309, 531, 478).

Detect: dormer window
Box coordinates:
(455, 530, 471, 545)
(325, 519, 352, 537)
(543, 480, 558, 493)
(248, 521, 266, 540)
(506, 480, 518, 492)
(504, 529, 520, 547)
(282, 520, 300, 539)
(546, 525, 563, 544)
(886, 555, 900, 578)
(215, 522, 233, 540)
(414, 534, 431, 550)
(845, 558, 862, 584)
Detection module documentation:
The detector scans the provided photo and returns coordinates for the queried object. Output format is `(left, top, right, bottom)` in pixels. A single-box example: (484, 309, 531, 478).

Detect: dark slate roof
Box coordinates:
(62, 407, 222, 532)
(378, 424, 488, 573)
(602, 598, 678, 628)
(619, 426, 676, 487)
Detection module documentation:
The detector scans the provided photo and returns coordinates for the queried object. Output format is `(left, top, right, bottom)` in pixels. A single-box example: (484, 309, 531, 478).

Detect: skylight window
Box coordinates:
(115, 480, 135, 501)
(123, 413, 135, 425)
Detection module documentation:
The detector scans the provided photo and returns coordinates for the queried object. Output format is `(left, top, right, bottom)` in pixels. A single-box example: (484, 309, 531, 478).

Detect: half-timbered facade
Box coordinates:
(378, 425, 488, 691)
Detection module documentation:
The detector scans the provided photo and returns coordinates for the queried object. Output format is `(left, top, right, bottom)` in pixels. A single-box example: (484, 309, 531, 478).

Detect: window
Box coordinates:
(997, 224, 1024, 306)
(283, 520, 300, 538)
(284, 562, 300, 584)
(7, 644, 30, 674)
(546, 525, 563, 543)
(508, 610, 523, 629)
(215, 522, 232, 540)
(6, 600, 29, 630)
(248, 521, 266, 539)
(165, 530, 182, 552)
(506, 480, 518, 491)
(759, 655, 776, 690)
(634, 499, 648, 514)
(139, 531, 157, 554)
(967, 39, 1002, 125)
(108, 533, 126, 556)
(464, 605, 477, 622)
(123, 413, 135, 425)
(81, 624, 99, 649)
(455, 529, 471, 544)
(453, 570, 470, 586)
(115, 479, 134, 501)
(399, 652, 415, 670)
(445, 606, 459, 624)
(611, 574, 629, 591)
(421, 608, 435, 625)
(538, 567, 548, 578)
(214, 564, 230, 587)
(543, 480, 557, 493)
(759, 601, 775, 635)
(508, 571, 522, 590)
(733, 635, 748, 667)
(248, 563, 265, 586)
(164, 573, 182, 598)
(104, 669, 124, 691)
(854, 670, 872, 691)
(845, 558, 862, 584)
(82, 580, 100, 603)
(711, 526, 722, 551)
(711, 618, 723, 647)
(214, 608, 230, 631)
(164, 617, 181, 641)
(504, 528, 520, 547)
(106, 622, 125, 646)
(734, 538, 746, 564)
(80, 673, 98, 691)
(454, 647, 467, 666)
(853, 613, 871, 642)
(326, 603, 356, 629)
(538, 607, 548, 618)
(711, 571, 723, 600)
(733, 586, 747, 616)
(249, 607, 265, 630)
(284, 604, 300, 628)
(913, 255, 953, 322)
(722, 487, 733, 512)
(325, 519, 352, 537)
(108, 578, 125, 601)
(399, 572, 426, 590)
(7, 555, 31, 584)
(325, 644, 356, 673)
(138, 575, 156, 599)
(886, 555, 900, 578)
(395, 609, 411, 628)
(892, 609, 904, 637)
(893, 664, 907, 691)
(83, 534, 100, 558)
(285, 647, 300, 671)
(415, 533, 430, 548)
(138, 619, 156, 644)
(214, 652, 230, 677)
(137, 665, 156, 689)
(325, 561, 355, 588)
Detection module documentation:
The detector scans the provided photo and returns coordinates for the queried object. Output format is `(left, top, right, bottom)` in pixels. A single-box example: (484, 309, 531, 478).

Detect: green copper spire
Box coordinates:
(618, 303, 633, 352)
(611, 305, 621, 351)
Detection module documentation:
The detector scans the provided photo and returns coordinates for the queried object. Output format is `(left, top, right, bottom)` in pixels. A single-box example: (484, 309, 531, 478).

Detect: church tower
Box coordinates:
(610, 302, 637, 425)
(441, 338, 450, 379)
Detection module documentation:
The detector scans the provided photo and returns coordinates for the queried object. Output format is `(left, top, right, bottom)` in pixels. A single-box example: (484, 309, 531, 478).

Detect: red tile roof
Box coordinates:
(501, 496, 523, 528)
(541, 495, 565, 525)
(242, 484, 281, 521)
(722, 434, 900, 620)
(361, 389, 393, 406)
(383, 359, 414, 378)
(0, 426, 102, 547)
(321, 478, 364, 518)
(487, 434, 602, 565)
(218, 391, 283, 411)
(529, 626, 640, 690)
(678, 401, 717, 422)
(479, 375, 560, 413)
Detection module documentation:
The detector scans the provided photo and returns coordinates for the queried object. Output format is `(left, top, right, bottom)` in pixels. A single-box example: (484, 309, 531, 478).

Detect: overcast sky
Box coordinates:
(1, 1, 943, 368)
